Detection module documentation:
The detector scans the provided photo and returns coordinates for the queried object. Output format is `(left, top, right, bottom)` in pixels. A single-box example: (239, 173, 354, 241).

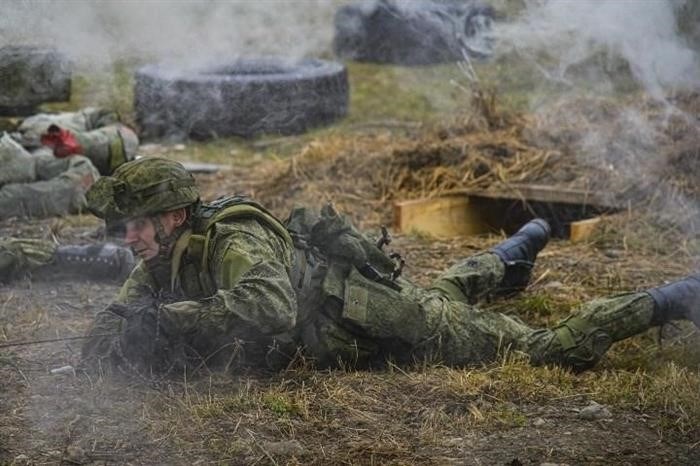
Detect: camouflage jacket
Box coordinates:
(82, 199, 299, 371)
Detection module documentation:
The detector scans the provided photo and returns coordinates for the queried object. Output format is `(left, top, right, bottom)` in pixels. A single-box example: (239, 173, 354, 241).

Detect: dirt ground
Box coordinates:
(1, 200, 699, 465)
(2, 92, 700, 464)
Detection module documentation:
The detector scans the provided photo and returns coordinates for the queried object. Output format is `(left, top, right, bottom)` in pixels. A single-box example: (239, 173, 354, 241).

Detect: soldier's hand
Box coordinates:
(115, 302, 180, 373)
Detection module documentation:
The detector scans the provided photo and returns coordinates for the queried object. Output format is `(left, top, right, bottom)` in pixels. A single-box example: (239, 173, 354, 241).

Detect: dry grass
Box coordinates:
(3, 79, 700, 465)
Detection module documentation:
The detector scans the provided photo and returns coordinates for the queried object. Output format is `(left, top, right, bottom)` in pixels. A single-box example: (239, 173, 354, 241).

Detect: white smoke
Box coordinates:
(487, 0, 700, 225)
(0, 1, 339, 69)
(494, 0, 700, 99)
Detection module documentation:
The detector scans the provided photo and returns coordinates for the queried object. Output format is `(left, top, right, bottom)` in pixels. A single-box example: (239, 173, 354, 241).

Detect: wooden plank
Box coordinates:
(569, 217, 601, 242)
(393, 195, 490, 237)
(449, 183, 620, 209)
(394, 193, 608, 241)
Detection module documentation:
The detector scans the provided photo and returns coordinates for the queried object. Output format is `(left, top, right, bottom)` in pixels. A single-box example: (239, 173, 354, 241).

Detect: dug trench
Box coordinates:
(1, 93, 700, 464)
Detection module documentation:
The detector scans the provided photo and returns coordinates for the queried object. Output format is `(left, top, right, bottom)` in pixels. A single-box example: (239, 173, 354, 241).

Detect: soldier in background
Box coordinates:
(0, 237, 135, 283)
(81, 158, 700, 375)
(13, 107, 138, 176)
(0, 107, 138, 219)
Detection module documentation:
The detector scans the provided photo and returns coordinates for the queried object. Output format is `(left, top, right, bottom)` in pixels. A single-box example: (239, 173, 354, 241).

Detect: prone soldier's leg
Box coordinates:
(318, 266, 536, 368)
(80, 107, 120, 130)
(430, 219, 551, 304)
(524, 292, 656, 372)
(526, 272, 700, 372)
(0, 239, 57, 282)
(0, 155, 98, 218)
(330, 268, 657, 372)
(76, 125, 139, 175)
(0, 237, 134, 283)
(429, 252, 505, 304)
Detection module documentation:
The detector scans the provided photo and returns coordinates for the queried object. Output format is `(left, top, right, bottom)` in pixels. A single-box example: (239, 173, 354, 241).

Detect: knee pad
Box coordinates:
(551, 317, 612, 373)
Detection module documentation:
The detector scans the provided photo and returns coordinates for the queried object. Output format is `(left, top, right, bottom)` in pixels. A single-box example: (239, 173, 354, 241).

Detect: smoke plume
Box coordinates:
(0, 1, 338, 68)
(490, 0, 700, 230)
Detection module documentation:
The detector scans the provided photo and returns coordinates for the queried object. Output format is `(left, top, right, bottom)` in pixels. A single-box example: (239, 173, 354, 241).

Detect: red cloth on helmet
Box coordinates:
(40, 125, 84, 158)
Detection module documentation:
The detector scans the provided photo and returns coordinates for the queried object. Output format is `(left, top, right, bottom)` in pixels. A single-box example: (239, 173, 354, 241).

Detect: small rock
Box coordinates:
(13, 454, 29, 464)
(444, 437, 463, 447)
(173, 144, 186, 151)
(543, 281, 565, 290)
(65, 444, 86, 463)
(578, 401, 612, 420)
(533, 417, 546, 427)
(603, 249, 623, 259)
(50, 365, 75, 375)
(261, 439, 304, 457)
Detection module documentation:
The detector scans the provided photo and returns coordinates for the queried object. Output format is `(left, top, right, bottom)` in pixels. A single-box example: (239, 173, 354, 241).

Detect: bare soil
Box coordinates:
(2, 94, 700, 465)
(1, 217, 698, 465)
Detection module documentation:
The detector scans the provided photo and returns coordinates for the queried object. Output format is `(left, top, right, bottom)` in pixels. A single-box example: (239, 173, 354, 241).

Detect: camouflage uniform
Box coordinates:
(82, 158, 660, 374)
(0, 238, 135, 283)
(13, 107, 139, 176)
(299, 247, 654, 371)
(0, 238, 56, 282)
(0, 133, 98, 218)
(0, 107, 137, 219)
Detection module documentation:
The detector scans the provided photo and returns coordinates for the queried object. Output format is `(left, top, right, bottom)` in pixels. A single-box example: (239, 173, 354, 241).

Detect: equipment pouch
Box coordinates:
(339, 267, 426, 344)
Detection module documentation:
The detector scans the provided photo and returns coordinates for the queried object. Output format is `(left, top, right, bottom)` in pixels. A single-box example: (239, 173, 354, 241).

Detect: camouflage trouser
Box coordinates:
(0, 238, 57, 282)
(15, 107, 120, 148)
(0, 152, 99, 219)
(304, 253, 655, 372)
(75, 124, 139, 175)
(13, 107, 136, 176)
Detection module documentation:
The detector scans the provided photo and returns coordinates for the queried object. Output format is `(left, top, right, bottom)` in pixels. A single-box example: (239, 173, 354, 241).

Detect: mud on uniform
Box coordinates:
(82, 197, 657, 374)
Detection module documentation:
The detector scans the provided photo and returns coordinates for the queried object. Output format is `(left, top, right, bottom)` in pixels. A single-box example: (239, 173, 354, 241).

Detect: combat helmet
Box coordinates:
(86, 157, 199, 224)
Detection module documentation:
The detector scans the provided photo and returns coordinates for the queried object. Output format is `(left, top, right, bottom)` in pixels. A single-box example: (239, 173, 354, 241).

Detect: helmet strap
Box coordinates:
(145, 214, 189, 292)
(151, 215, 174, 258)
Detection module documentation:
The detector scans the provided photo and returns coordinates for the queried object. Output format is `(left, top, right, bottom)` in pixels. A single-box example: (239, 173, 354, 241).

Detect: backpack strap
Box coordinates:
(187, 200, 294, 296)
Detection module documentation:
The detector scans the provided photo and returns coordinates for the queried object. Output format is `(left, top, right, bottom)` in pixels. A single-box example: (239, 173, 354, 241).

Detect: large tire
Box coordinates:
(0, 46, 71, 115)
(333, 0, 494, 66)
(134, 57, 349, 140)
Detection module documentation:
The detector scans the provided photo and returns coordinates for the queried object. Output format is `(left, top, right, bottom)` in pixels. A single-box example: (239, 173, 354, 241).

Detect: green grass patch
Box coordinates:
(262, 392, 305, 417)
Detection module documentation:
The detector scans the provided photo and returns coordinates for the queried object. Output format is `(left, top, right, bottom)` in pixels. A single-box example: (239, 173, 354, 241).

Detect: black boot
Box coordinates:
(647, 275, 700, 329)
(490, 218, 551, 295)
(53, 243, 135, 281)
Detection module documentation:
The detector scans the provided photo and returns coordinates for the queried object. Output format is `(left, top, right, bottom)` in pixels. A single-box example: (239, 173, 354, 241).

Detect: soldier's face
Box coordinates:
(123, 216, 161, 260)
(123, 210, 183, 260)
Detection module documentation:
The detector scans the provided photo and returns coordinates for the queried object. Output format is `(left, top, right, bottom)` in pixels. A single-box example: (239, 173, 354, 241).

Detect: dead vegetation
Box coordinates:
(2, 82, 700, 464)
(203, 89, 700, 239)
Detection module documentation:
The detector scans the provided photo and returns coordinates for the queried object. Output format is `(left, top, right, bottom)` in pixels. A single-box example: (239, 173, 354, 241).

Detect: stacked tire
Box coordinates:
(334, 0, 494, 65)
(0, 46, 71, 115)
(134, 57, 349, 140)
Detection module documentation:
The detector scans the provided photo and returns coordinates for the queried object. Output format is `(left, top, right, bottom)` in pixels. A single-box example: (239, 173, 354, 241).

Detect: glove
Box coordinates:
(310, 203, 395, 273)
(310, 203, 368, 266)
(40, 124, 83, 158)
(107, 301, 181, 373)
